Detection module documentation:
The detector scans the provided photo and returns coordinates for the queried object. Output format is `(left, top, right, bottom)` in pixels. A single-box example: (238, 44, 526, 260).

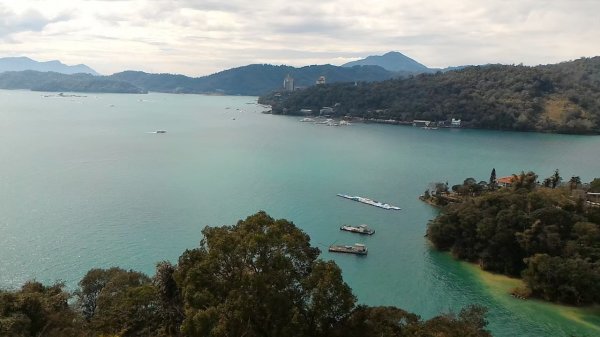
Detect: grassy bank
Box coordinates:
(460, 261, 600, 335)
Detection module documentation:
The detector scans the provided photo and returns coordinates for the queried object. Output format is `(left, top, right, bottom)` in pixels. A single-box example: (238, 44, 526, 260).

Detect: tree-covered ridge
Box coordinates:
(0, 71, 146, 93)
(260, 57, 600, 134)
(426, 174, 600, 305)
(1, 211, 491, 337)
(0, 64, 396, 96)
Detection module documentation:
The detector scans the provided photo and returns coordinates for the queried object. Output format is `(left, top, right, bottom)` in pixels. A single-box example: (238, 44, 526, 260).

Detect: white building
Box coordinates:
(283, 74, 294, 92)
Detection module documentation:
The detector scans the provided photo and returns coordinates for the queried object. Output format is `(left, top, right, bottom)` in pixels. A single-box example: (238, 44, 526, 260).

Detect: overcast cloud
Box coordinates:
(0, 0, 599, 76)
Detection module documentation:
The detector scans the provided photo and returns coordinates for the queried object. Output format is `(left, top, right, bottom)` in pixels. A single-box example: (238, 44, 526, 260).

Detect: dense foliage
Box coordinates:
(427, 176, 600, 305)
(1, 212, 491, 337)
(260, 57, 600, 134)
(0, 71, 145, 93)
(0, 64, 395, 96)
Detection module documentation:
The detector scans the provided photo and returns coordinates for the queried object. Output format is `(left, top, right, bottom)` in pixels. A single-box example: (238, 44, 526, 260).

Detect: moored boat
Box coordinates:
(340, 224, 375, 235)
(329, 243, 368, 255)
(336, 194, 401, 210)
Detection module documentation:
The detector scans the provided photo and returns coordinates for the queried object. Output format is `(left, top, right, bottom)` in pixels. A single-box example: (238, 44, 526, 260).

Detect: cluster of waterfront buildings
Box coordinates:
(283, 74, 464, 129)
(283, 74, 326, 92)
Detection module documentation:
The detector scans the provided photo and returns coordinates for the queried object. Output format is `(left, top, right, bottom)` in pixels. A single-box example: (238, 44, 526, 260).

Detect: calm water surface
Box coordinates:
(1, 90, 600, 336)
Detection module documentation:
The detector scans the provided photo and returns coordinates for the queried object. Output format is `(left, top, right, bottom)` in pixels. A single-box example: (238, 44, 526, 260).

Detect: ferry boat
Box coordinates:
(337, 194, 401, 210)
(340, 224, 375, 235)
(329, 243, 368, 255)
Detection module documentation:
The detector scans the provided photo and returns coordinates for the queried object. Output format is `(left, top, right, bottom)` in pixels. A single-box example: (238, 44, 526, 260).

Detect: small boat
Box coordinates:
(300, 118, 315, 122)
(337, 194, 401, 210)
(340, 224, 375, 235)
(329, 243, 368, 255)
(155, 130, 167, 133)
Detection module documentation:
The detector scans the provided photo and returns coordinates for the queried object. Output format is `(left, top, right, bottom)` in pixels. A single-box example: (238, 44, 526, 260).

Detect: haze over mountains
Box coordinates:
(1, 52, 418, 95)
(0, 52, 480, 95)
(0, 57, 99, 75)
(342, 51, 432, 73)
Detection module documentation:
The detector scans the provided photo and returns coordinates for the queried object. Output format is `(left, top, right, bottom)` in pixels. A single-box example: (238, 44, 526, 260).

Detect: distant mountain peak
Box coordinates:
(0, 56, 99, 75)
(342, 51, 431, 74)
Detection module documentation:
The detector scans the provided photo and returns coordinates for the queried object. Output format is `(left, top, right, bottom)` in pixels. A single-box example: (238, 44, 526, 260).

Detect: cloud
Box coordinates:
(0, 5, 72, 38)
(1, 0, 599, 75)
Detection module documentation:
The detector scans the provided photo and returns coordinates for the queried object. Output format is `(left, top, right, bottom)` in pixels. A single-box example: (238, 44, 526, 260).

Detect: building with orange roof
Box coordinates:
(497, 176, 514, 188)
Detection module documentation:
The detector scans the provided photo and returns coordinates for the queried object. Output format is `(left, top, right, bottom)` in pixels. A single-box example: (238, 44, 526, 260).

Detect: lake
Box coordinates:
(1, 90, 600, 336)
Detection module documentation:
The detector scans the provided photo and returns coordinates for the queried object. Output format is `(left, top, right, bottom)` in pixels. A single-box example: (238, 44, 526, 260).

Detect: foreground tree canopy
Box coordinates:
(0, 211, 491, 336)
(427, 174, 600, 305)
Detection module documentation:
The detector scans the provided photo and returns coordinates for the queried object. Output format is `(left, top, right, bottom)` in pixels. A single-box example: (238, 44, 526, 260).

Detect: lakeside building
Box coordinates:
(587, 192, 600, 207)
(451, 118, 462, 127)
(413, 120, 431, 127)
(316, 76, 326, 85)
(497, 176, 514, 188)
(283, 74, 294, 92)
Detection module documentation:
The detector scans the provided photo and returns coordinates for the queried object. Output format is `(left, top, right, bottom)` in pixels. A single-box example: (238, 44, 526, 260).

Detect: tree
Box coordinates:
(303, 261, 355, 337)
(76, 267, 161, 336)
(590, 178, 600, 192)
(338, 305, 421, 337)
(154, 261, 184, 336)
(512, 171, 538, 190)
(174, 211, 355, 337)
(551, 169, 562, 188)
(489, 168, 497, 190)
(421, 305, 491, 337)
(0, 282, 80, 337)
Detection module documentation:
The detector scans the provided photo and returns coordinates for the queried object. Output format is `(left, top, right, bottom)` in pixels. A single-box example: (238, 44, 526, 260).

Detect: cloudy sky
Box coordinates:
(1, 0, 599, 76)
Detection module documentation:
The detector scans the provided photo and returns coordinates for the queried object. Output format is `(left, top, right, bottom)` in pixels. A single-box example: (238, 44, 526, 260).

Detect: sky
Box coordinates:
(1, 0, 599, 76)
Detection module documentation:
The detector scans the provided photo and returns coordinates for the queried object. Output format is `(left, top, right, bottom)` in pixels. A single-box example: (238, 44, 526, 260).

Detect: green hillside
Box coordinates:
(0, 64, 396, 96)
(261, 57, 600, 134)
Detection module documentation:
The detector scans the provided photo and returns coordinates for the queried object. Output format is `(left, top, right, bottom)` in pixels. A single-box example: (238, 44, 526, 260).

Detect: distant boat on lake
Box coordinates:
(340, 224, 375, 235)
(329, 243, 368, 255)
(337, 194, 401, 210)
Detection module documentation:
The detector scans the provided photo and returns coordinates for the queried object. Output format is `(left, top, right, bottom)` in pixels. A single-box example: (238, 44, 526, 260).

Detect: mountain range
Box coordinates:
(0, 57, 99, 75)
(0, 52, 467, 95)
(0, 63, 398, 95)
(342, 51, 432, 73)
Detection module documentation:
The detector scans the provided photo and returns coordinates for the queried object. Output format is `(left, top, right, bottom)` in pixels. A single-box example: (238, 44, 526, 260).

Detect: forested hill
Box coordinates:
(260, 57, 600, 134)
(426, 174, 600, 305)
(0, 64, 396, 96)
(0, 71, 145, 93)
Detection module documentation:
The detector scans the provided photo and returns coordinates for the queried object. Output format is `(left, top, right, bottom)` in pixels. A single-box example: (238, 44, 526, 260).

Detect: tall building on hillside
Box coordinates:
(283, 74, 294, 91)
(316, 76, 326, 85)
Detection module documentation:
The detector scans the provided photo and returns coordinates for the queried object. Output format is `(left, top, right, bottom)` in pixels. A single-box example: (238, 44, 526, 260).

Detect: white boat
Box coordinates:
(300, 118, 315, 122)
(337, 194, 401, 210)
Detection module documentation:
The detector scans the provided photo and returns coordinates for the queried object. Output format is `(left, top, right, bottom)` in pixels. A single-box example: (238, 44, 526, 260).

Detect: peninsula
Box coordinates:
(423, 171, 600, 305)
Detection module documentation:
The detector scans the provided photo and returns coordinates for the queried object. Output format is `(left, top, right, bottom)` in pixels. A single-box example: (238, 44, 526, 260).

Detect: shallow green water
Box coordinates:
(1, 90, 599, 336)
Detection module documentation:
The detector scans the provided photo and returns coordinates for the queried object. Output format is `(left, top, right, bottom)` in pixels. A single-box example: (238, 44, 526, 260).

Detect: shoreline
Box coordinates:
(270, 112, 600, 136)
(458, 258, 600, 333)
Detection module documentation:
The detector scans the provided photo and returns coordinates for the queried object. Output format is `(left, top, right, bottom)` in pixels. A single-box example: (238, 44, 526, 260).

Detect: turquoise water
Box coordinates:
(1, 90, 599, 336)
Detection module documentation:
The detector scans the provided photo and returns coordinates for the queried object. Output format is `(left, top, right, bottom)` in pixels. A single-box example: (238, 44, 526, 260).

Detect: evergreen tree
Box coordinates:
(489, 168, 497, 190)
(551, 169, 562, 188)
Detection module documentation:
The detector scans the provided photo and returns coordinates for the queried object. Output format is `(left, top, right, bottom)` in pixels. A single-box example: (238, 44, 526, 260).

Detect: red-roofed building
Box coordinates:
(497, 176, 514, 188)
